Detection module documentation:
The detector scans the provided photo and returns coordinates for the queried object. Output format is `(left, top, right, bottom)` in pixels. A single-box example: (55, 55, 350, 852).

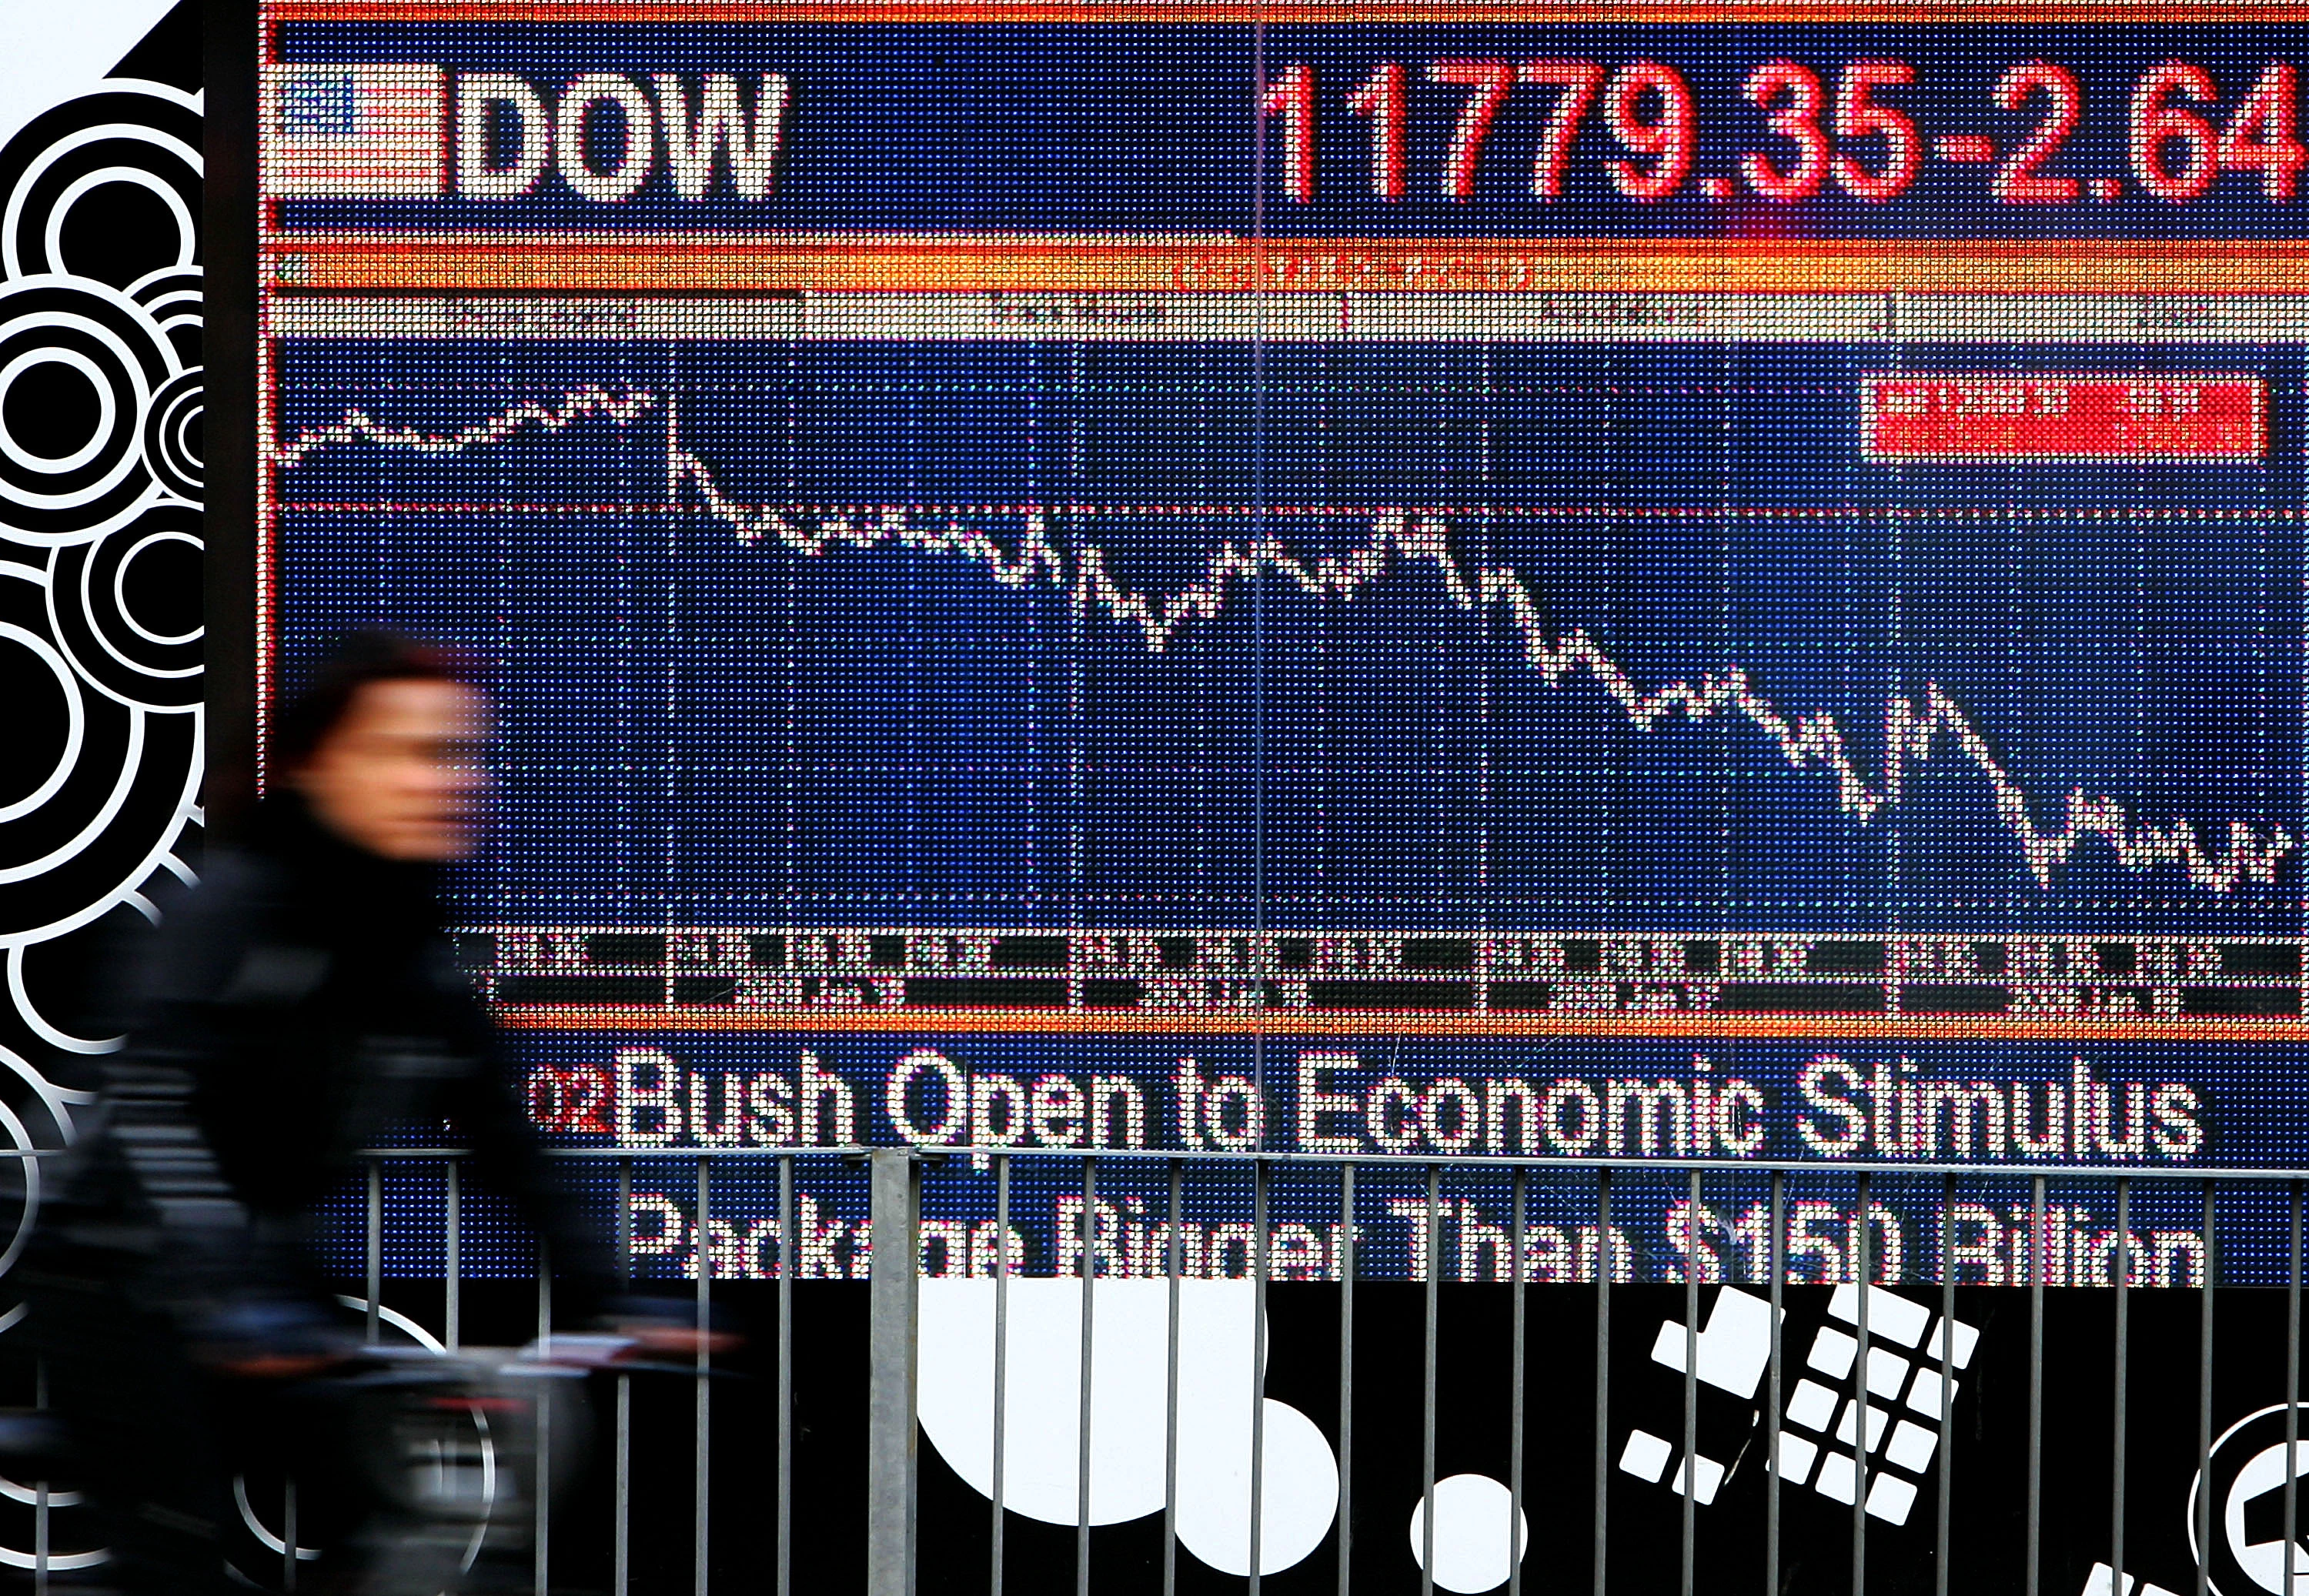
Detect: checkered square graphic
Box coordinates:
(1621, 1284, 1979, 1526)
(1767, 1285, 1978, 1525)
(1619, 1287, 1779, 1505)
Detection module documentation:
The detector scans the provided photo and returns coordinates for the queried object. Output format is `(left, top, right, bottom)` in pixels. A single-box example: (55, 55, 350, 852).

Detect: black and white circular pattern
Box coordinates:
(141, 366, 202, 502)
(47, 502, 201, 709)
(0, 55, 206, 1576)
(0, 69, 203, 1128)
(0, 85, 200, 289)
(0, 275, 177, 544)
(130, 265, 201, 369)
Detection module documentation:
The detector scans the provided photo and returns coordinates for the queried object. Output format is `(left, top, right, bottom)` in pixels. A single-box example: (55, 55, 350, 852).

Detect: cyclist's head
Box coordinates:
(278, 631, 491, 863)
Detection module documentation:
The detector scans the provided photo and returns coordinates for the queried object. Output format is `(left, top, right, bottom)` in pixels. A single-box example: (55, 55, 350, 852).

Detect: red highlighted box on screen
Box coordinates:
(1862, 377, 2264, 461)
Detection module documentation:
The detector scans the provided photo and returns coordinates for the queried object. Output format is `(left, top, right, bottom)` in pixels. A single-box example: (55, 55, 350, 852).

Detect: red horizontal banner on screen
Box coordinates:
(259, 238, 2309, 295)
(1861, 376, 2264, 459)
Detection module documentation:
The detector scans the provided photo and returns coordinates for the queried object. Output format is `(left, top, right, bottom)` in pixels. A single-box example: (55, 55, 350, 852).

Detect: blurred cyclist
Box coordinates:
(25, 633, 644, 1593)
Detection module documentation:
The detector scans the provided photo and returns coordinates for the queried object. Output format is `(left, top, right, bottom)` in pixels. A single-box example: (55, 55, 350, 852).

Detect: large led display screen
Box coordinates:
(256, 7, 2309, 1287)
(249, 5, 2309, 1590)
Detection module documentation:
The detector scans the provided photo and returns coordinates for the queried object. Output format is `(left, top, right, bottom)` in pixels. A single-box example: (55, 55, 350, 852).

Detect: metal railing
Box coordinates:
(15, 1146, 2309, 1594)
(835, 1150, 2261, 1596)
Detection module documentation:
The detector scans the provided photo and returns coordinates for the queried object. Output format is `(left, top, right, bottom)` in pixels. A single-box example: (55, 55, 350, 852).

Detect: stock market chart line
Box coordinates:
(271, 382, 2297, 896)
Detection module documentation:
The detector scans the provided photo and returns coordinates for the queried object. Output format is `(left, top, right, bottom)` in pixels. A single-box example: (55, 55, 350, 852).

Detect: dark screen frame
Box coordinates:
(202, 0, 259, 836)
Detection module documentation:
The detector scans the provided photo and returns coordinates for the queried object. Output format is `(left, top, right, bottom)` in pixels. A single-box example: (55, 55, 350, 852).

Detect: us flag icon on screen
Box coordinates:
(262, 65, 446, 199)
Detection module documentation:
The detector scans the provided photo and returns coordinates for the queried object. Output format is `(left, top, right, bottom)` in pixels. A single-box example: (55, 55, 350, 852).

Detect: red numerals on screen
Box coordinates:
(1265, 58, 2304, 205)
(1522, 59, 1604, 199)
(1605, 61, 1695, 200)
(1741, 59, 1829, 199)
(2133, 61, 2221, 201)
(1739, 60, 1919, 201)
(2216, 62, 2305, 199)
(2130, 61, 2304, 202)
(1993, 62, 2080, 203)
(1261, 62, 1316, 202)
(1429, 59, 1516, 199)
(1831, 60, 1920, 200)
(529, 1063, 615, 1134)
(1347, 61, 1406, 199)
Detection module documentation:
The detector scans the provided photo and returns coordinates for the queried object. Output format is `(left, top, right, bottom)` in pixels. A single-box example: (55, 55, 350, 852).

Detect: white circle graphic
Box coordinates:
(917, 1277, 1339, 1576)
(1409, 1474, 1529, 1594)
(2227, 1439, 2309, 1594)
(0, 621, 84, 825)
(0, 346, 112, 471)
(112, 528, 199, 645)
(1175, 1395, 1337, 1578)
(42, 165, 195, 281)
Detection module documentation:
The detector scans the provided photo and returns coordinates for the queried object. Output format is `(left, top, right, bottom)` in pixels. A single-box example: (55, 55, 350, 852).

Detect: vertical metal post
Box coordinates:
(614, 1159, 633, 1596)
(992, 1154, 1011, 1596)
(867, 1150, 919, 1596)
(2114, 1178, 2130, 1590)
(2027, 1174, 2046, 1596)
(283, 1477, 297, 1594)
(1422, 1166, 1439, 1596)
(617, 1159, 633, 1277)
(31, 1360, 45, 1596)
(1937, 1173, 1955, 1596)
(777, 1154, 795, 1596)
(1077, 1157, 1096, 1596)
(2197, 1180, 2215, 1596)
(1853, 1171, 1870, 1596)
(694, 1158, 711, 1596)
(1509, 1166, 1527, 1596)
(1167, 1157, 1185, 1596)
(536, 1239, 551, 1596)
(1767, 1169, 1784, 1596)
(366, 1157, 383, 1345)
(2286, 1179, 2301, 1596)
(1335, 1162, 1353, 1596)
(1594, 1169, 1612, 1596)
(446, 1159, 461, 1351)
(1251, 1157, 1270, 1592)
(1681, 1168, 1699, 1596)
(616, 1158, 632, 1596)
(613, 1379, 631, 1596)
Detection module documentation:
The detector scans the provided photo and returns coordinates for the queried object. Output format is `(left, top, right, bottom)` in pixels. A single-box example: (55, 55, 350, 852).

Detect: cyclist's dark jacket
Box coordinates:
(33, 792, 613, 1347)
(19, 797, 615, 1591)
